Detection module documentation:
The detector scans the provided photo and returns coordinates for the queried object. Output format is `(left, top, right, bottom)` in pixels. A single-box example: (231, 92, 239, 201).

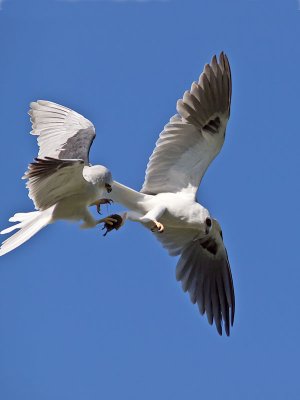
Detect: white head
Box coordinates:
(199, 207, 213, 235)
(83, 165, 113, 192)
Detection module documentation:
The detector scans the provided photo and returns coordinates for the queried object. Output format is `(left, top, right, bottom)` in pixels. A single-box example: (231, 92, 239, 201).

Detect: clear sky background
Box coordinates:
(0, 0, 299, 399)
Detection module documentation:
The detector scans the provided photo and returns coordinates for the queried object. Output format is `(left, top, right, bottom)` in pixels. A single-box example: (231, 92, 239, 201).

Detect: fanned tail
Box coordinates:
(0, 206, 55, 256)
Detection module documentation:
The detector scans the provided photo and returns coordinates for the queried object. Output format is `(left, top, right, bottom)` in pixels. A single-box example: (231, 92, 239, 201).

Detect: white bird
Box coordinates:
(0, 101, 116, 256)
(108, 52, 235, 336)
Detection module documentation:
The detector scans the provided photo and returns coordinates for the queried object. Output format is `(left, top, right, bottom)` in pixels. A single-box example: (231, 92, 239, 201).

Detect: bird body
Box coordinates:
(0, 102, 115, 256)
(109, 52, 235, 336)
(49, 176, 107, 226)
(111, 182, 209, 232)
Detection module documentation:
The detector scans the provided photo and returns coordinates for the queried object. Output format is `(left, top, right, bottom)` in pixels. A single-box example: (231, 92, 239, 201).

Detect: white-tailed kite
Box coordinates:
(0, 101, 116, 256)
(108, 52, 235, 336)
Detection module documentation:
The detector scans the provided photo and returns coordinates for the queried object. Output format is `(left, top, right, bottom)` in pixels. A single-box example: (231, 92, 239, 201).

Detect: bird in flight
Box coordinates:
(108, 52, 235, 336)
(0, 101, 116, 256)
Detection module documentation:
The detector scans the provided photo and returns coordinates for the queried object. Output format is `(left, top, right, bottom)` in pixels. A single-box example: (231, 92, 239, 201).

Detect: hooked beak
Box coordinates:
(105, 183, 112, 193)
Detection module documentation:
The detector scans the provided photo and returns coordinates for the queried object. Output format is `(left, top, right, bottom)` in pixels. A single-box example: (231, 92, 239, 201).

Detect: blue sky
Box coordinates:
(0, 0, 299, 399)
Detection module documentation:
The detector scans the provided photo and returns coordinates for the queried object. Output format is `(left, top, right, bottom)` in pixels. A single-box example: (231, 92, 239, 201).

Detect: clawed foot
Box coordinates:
(98, 216, 117, 226)
(91, 198, 113, 214)
(101, 214, 124, 237)
(151, 221, 164, 233)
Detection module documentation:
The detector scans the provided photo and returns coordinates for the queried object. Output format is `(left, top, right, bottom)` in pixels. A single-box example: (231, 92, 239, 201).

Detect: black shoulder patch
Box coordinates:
(203, 116, 221, 134)
(200, 237, 218, 255)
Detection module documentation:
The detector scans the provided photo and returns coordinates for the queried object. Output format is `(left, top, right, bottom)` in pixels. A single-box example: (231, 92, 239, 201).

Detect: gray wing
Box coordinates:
(150, 220, 235, 336)
(29, 100, 96, 165)
(141, 52, 231, 197)
(176, 234, 235, 336)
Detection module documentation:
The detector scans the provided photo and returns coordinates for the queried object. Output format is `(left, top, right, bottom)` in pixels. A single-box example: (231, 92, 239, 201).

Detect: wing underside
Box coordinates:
(176, 237, 235, 336)
(141, 52, 232, 196)
(29, 100, 96, 165)
(24, 101, 98, 209)
(149, 221, 235, 336)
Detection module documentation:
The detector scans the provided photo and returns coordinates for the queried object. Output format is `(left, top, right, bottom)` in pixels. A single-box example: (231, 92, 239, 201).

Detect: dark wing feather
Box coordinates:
(24, 157, 84, 180)
(176, 235, 235, 336)
(149, 219, 235, 336)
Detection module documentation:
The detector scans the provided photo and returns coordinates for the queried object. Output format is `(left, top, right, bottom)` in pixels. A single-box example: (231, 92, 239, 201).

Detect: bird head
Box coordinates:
(101, 168, 113, 193)
(83, 165, 113, 193)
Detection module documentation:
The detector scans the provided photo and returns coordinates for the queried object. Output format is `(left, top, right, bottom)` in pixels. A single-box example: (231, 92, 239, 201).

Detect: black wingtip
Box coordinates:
(231, 307, 235, 326)
(216, 322, 223, 336)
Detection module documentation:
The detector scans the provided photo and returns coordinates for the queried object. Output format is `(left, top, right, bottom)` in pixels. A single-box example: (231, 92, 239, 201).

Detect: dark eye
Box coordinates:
(205, 217, 212, 227)
(105, 183, 112, 193)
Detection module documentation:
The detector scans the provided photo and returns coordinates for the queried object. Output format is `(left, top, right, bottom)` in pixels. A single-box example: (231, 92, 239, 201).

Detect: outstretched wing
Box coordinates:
(25, 101, 96, 210)
(150, 220, 235, 336)
(141, 52, 231, 197)
(29, 100, 96, 165)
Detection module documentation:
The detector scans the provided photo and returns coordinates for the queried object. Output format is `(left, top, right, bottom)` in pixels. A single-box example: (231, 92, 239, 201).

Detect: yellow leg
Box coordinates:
(150, 220, 164, 233)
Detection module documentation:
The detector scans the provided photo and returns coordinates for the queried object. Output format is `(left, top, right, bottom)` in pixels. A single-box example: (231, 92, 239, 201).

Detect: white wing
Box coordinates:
(29, 100, 96, 164)
(23, 158, 88, 210)
(25, 101, 97, 210)
(141, 52, 231, 197)
(151, 220, 235, 336)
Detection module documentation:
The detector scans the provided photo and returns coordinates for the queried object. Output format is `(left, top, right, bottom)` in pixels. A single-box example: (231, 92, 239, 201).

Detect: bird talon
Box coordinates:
(102, 198, 113, 205)
(151, 221, 164, 233)
(97, 204, 102, 215)
(91, 198, 113, 215)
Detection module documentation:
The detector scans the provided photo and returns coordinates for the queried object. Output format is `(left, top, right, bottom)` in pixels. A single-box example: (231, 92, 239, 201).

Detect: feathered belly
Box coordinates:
(143, 193, 207, 230)
(51, 187, 102, 222)
(159, 209, 197, 229)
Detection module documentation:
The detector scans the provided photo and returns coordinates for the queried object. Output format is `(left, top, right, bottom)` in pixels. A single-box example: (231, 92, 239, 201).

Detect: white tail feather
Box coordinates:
(9, 211, 38, 223)
(0, 206, 55, 256)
